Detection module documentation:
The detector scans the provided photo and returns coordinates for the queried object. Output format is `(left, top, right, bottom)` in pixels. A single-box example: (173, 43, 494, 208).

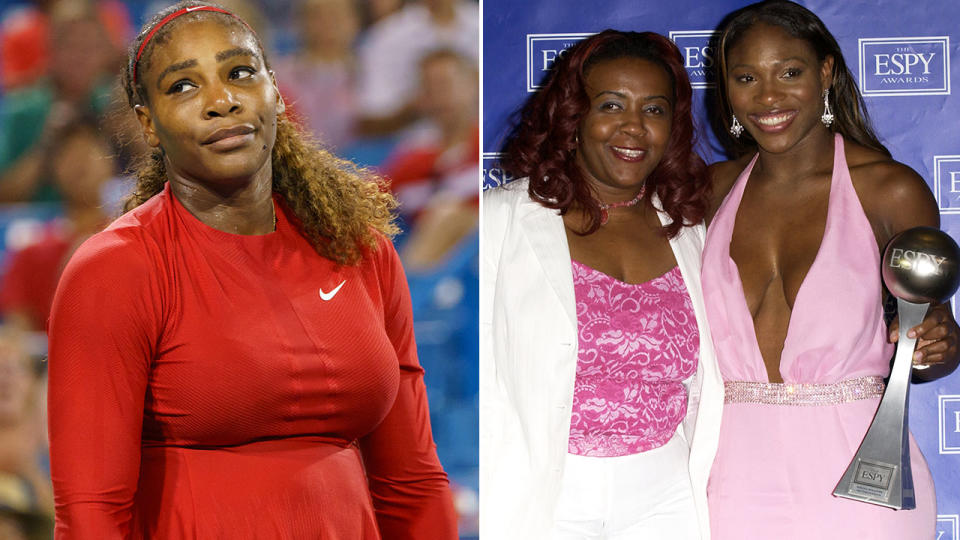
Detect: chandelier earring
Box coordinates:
(821, 88, 834, 127)
(729, 114, 744, 138)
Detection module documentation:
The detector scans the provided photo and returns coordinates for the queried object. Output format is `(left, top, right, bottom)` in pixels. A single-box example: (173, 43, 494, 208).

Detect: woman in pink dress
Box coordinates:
(702, 1, 959, 539)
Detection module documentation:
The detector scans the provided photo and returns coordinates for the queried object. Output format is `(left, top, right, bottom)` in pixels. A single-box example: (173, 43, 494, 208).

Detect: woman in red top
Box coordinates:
(46, 2, 457, 538)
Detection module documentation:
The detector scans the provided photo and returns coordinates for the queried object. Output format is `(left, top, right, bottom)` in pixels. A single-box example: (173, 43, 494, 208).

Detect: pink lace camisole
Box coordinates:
(568, 261, 699, 457)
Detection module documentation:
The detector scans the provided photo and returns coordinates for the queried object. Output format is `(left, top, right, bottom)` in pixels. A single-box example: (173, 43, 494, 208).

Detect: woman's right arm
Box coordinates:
(479, 186, 512, 536)
(479, 187, 504, 448)
(47, 232, 161, 539)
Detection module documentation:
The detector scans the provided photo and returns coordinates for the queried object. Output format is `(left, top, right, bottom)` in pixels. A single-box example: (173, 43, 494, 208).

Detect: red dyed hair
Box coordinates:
(502, 30, 709, 237)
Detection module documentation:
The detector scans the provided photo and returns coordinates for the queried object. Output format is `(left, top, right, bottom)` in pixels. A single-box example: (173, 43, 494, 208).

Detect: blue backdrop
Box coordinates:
(482, 1, 960, 536)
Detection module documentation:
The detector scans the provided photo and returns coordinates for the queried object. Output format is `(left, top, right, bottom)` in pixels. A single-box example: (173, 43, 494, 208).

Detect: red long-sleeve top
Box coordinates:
(47, 185, 456, 539)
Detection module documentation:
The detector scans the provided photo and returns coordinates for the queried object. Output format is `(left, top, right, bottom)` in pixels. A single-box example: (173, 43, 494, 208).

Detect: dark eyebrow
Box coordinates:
(216, 47, 258, 62)
(731, 56, 810, 70)
(154, 48, 259, 90)
(593, 90, 626, 99)
(592, 90, 671, 103)
(155, 59, 197, 90)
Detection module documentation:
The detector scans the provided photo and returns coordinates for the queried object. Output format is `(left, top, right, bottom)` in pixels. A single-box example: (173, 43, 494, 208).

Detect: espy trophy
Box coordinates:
(834, 226, 960, 509)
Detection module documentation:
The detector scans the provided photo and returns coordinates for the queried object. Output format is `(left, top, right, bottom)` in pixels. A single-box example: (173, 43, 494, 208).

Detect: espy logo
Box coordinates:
(669, 30, 718, 89)
(939, 395, 960, 454)
(933, 156, 960, 215)
(482, 153, 514, 190)
(526, 33, 593, 92)
(858, 37, 950, 96)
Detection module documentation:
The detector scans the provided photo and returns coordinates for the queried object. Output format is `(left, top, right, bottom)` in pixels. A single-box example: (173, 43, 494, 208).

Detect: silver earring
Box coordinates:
(821, 88, 834, 127)
(729, 114, 744, 137)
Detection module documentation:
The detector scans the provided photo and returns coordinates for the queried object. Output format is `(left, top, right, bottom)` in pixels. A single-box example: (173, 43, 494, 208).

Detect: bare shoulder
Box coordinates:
(706, 154, 753, 223)
(846, 142, 920, 187)
(845, 139, 939, 243)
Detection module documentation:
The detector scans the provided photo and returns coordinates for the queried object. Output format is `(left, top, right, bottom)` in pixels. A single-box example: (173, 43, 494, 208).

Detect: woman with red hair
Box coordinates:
(481, 30, 722, 539)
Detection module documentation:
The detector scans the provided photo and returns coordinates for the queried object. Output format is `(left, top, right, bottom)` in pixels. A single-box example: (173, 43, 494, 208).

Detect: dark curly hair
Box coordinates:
(714, 0, 889, 158)
(502, 29, 709, 237)
(121, 1, 397, 266)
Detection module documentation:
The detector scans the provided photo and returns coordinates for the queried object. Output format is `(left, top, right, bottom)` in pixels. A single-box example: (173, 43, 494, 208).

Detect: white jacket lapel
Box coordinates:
(518, 199, 577, 330)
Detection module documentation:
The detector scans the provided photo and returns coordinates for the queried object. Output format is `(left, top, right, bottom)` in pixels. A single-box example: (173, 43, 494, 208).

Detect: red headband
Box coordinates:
(133, 5, 253, 85)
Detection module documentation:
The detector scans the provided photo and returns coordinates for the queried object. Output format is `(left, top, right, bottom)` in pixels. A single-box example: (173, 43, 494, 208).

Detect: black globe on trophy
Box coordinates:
(834, 226, 960, 509)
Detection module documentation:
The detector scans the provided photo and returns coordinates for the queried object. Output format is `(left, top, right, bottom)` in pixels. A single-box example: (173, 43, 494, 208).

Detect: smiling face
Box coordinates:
(134, 16, 281, 191)
(725, 23, 833, 154)
(575, 57, 673, 201)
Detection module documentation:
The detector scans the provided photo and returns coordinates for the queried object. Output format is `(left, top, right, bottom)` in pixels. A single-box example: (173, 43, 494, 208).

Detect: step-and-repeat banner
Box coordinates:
(482, 0, 960, 536)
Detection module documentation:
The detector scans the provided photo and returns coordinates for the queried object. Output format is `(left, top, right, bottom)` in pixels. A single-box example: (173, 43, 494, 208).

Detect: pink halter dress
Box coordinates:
(701, 134, 936, 539)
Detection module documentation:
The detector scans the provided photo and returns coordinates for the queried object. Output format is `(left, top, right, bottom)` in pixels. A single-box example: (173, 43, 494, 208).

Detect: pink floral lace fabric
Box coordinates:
(568, 262, 699, 457)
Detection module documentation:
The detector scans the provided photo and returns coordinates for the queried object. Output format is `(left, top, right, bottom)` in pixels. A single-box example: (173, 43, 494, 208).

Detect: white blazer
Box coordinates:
(480, 178, 724, 539)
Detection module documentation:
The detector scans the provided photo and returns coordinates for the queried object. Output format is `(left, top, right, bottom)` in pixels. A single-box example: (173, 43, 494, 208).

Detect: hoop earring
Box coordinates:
(729, 114, 744, 138)
(821, 88, 834, 127)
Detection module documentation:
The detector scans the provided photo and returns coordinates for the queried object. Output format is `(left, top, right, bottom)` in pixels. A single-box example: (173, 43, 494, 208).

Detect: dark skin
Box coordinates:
(563, 57, 677, 282)
(708, 23, 959, 383)
(133, 17, 283, 236)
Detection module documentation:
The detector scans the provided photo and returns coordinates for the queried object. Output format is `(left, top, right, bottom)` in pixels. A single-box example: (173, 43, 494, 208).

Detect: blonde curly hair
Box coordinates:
(121, 1, 397, 266)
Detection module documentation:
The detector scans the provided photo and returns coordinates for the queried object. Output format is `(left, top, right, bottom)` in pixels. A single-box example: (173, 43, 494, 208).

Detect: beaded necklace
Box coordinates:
(598, 185, 646, 225)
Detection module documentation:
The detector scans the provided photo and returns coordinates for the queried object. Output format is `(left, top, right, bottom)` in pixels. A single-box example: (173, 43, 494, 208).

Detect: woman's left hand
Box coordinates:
(889, 302, 960, 381)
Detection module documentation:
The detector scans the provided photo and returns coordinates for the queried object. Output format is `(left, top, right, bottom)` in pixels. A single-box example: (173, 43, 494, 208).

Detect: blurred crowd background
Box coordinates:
(0, 0, 479, 537)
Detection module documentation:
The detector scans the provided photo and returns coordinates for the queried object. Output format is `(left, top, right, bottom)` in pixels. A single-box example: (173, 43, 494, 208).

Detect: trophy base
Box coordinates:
(833, 458, 916, 510)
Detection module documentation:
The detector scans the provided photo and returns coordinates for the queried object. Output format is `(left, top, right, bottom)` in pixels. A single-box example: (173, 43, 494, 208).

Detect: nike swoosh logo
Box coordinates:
(319, 280, 346, 301)
(186, 6, 204, 11)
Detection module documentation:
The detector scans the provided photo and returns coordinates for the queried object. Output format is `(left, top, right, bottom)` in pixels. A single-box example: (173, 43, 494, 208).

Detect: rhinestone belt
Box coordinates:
(724, 375, 886, 406)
